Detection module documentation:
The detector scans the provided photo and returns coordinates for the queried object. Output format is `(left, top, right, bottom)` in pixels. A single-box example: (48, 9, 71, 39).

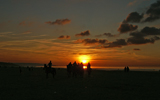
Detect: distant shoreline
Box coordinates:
(0, 62, 160, 72)
(25, 65, 160, 72)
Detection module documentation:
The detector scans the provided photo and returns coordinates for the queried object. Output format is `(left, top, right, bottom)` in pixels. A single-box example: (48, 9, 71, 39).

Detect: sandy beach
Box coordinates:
(0, 67, 160, 100)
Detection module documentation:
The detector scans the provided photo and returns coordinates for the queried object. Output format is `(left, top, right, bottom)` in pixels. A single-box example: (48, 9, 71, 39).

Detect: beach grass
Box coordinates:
(0, 67, 160, 100)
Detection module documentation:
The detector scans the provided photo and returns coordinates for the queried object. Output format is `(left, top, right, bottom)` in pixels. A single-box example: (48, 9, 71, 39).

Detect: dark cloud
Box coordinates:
(102, 39, 127, 48)
(75, 38, 128, 48)
(58, 35, 71, 39)
(144, 1, 160, 22)
(133, 48, 141, 51)
(127, 36, 155, 44)
(74, 38, 108, 45)
(66, 35, 71, 39)
(75, 30, 90, 37)
(117, 22, 138, 33)
(128, 26, 160, 45)
(72, 53, 94, 55)
(153, 36, 160, 40)
(74, 35, 160, 48)
(141, 27, 160, 35)
(124, 1, 160, 23)
(74, 26, 160, 48)
(95, 33, 116, 37)
(130, 31, 145, 38)
(125, 12, 143, 23)
(45, 19, 71, 25)
(130, 27, 160, 37)
(58, 35, 65, 39)
(103, 33, 116, 37)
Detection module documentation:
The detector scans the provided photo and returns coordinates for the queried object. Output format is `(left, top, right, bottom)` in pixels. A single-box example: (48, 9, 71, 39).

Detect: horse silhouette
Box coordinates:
(44, 61, 56, 79)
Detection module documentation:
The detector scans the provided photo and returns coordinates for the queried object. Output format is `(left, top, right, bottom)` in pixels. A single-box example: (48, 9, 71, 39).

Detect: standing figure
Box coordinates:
(44, 61, 56, 79)
(48, 61, 52, 69)
(72, 61, 78, 77)
(67, 62, 72, 77)
(127, 66, 129, 72)
(124, 66, 127, 72)
(87, 62, 91, 76)
(43, 64, 47, 70)
(79, 62, 84, 77)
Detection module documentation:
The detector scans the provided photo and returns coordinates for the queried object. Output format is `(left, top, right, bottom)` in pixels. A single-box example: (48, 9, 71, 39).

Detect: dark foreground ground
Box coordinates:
(0, 67, 160, 100)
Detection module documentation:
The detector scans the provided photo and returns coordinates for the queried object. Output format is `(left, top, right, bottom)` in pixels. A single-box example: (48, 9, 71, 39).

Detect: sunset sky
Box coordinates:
(0, 0, 160, 66)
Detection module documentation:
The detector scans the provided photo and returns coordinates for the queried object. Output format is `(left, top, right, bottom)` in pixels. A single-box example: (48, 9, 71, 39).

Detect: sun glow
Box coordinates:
(82, 60, 87, 63)
(79, 55, 90, 64)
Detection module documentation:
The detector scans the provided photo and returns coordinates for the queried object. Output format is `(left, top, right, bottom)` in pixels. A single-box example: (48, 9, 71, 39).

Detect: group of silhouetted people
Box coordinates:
(124, 66, 129, 72)
(67, 61, 92, 77)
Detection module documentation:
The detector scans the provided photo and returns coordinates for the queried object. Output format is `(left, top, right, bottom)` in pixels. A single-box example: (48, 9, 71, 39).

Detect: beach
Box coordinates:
(0, 67, 160, 100)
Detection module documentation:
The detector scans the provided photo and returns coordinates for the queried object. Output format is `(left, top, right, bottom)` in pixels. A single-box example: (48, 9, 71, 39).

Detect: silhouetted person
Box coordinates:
(43, 64, 47, 70)
(87, 62, 91, 76)
(44, 62, 56, 79)
(72, 61, 78, 77)
(67, 62, 72, 77)
(79, 62, 84, 77)
(48, 61, 52, 69)
(79, 62, 83, 70)
(127, 66, 129, 72)
(124, 67, 127, 72)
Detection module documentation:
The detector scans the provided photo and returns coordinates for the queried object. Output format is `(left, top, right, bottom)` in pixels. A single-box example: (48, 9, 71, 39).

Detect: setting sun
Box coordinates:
(79, 55, 90, 64)
(82, 60, 87, 63)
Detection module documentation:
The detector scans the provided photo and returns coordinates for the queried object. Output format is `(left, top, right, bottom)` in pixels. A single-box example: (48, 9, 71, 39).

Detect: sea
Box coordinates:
(36, 65, 160, 72)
